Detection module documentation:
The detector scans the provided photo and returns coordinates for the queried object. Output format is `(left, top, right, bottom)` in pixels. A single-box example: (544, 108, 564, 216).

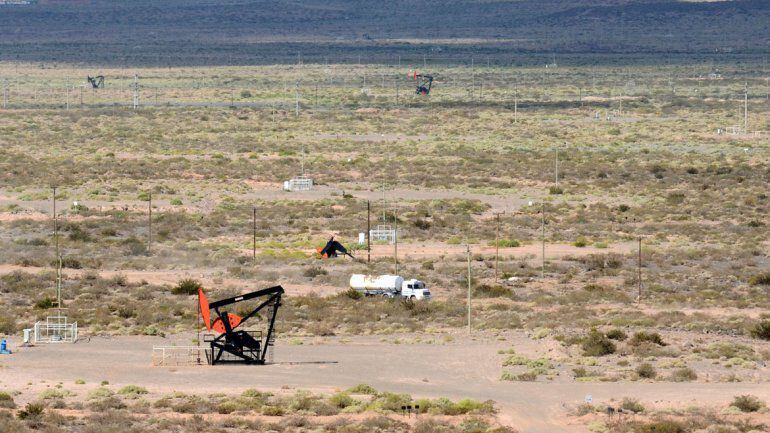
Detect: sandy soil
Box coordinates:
(1, 333, 768, 433)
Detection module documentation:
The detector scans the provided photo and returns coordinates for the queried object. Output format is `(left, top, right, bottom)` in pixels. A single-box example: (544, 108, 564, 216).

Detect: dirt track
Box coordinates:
(1, 333, 768, 433)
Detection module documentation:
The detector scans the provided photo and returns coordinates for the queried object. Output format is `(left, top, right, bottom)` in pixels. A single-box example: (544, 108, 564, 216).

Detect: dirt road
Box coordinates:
(1, 333, 767, 433)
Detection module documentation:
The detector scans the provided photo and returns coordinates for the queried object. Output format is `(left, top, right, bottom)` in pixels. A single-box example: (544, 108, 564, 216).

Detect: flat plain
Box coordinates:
(0, 56, 769, 433)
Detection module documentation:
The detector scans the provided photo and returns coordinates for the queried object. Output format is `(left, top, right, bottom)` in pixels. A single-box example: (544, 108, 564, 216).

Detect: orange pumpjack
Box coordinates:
(198, 286, 284, 364)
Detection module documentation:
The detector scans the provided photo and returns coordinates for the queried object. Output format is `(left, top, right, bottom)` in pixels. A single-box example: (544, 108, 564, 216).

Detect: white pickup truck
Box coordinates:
(349, 274, 431, 300)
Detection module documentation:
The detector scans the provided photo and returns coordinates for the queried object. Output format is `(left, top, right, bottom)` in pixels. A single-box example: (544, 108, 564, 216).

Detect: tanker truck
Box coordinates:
(349, 274, 431, 300)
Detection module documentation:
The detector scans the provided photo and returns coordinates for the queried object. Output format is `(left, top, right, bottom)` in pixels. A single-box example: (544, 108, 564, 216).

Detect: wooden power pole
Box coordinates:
(493, 211, 504, 279)
(147, 192, 152, 254)
(467, 244, 472, 334)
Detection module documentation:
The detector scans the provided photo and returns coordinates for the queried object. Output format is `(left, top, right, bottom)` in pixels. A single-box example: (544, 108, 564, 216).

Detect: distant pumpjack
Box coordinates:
(317, 236, 354, 259)
(87, 75, 105, 89)
(411, 71, 433, 95)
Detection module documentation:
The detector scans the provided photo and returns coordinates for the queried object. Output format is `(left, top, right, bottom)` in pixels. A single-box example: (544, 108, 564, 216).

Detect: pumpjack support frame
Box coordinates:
(317, 236, 354, 259)
(87, 75, 104, 89)
(198, 286, 284, 365)
(414, 73, 433, 95)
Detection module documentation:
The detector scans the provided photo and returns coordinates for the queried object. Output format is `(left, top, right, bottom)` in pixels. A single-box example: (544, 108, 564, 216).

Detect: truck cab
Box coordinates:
(401, 279, 431, 300)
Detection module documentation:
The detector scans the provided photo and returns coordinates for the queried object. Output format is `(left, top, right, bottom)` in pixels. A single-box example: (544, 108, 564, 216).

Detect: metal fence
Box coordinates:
(151, 346, 205, 366)
(33, 316, 78, 343)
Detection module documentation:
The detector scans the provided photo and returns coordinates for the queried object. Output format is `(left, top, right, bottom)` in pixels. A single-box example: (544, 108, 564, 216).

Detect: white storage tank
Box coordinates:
(349, 274, 404, 292)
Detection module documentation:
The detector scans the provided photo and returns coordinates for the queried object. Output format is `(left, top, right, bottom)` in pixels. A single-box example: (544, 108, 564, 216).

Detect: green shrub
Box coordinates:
(633, 420, 685, 433)
(629, 331, 666, 346)
(88, 395, 126, 411)
(241, 389, 271, 400)
(549, 186, 564, 195)
(88, 387, 113, 400)
(748, 272, 770, 286)
(669, 367, 697, 382)
(216, 400, 242, 414)
(749, 321, 770, 340)
(347, 384, 378, 395)
(730, 395, 765, 413)
(473, 284, 513, 298)
(0, 391, 15, 409)
(582, 330, 616, 357)
(170, 198, 183, 206)
(17, 402, 44, 420)
(0, 315, 17, 334)
(445, 399, 494, 415)
(371, 392, 411, 412)
(573, 237, 588, 247)
(35, 296, 56, 309)
(605, 329, 627, 341)
(172, 278, 201, 295)
(342, 288, 362, 300)
(620, 398, 644, 413)
(303, 267, 327, 278)
(117, 385, 148, 396)
(635, 363, 657, 379)
(39, 389, 66, 399)
(262, 405, 284, 416)
(572, 367, 590, 378)
(491, 239, 520, 248)
(329, 392, 356, 409)
(501, 370, 538, 381)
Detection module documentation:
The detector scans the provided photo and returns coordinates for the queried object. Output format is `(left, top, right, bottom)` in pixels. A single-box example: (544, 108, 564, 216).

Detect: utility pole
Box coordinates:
(744, 83, 749, 133)
(132, 74, 139, 109)
(471, 57, 475, 101)
(395, 78, 399, 106)
(300, 146, 305, 176)
(494, 211, 504, 279)
(147, 191, 152, 254)
(2, 78, 7, 109)
(541, 202, 546, 278)
(52, 186, 58, 258)
(637, 237, 642, 301)
(367, 200, 371, 263)
(295, 81, 300, 117)
(52, 186, 61, 314)
(252, 206, 257, 263)
(555, 147, 560, 186)
(513, 85, 518, 123)
(467, 244, 472, 334)
(394, 208, 398, 274)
